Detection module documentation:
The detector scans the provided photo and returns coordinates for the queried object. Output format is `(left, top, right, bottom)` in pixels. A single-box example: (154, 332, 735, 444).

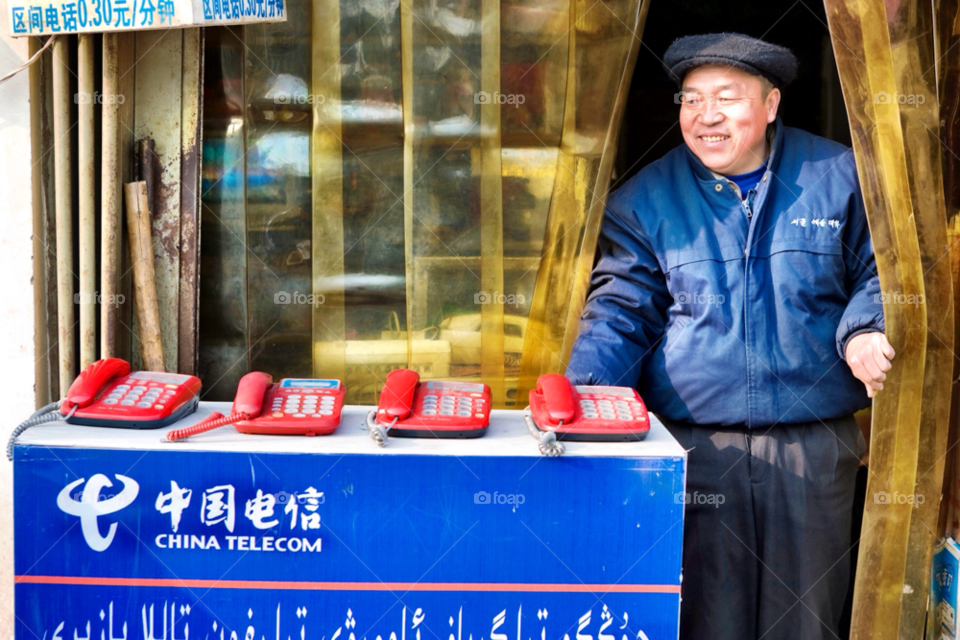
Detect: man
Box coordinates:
(565, 33, 895, 640)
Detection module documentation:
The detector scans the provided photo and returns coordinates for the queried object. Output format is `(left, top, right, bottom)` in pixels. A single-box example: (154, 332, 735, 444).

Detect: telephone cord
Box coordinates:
(7, 401, 72, 462)
(523, 408, 565, 457)
(165, 411, 242, 441)
(367, 412, 398, 447)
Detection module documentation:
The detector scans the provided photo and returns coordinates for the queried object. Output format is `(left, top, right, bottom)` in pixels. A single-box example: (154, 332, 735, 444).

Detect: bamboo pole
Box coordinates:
(30, 36, 51, 407)
(53, 36, 75, 394)
(138, 138, 157, 215)
(78, 34, 96, 369)
(101, 33, 121, 358)
(124, 181, 165, 372)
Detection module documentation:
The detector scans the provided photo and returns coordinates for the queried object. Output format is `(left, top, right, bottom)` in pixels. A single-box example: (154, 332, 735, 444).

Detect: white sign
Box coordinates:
(8, 0, 286, 37)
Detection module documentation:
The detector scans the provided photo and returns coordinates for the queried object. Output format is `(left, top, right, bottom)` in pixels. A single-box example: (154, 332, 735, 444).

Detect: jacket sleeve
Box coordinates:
(835, 177, 885, 359)
(565, 203, 672, 388)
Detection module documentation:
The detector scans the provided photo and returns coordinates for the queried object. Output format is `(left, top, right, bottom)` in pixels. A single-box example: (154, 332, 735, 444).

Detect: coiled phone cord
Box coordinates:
(523, 408, 565, 457)
(165, 411, 243, 442)
(366, 411, 398, 447)
(7, 401, 74, 461)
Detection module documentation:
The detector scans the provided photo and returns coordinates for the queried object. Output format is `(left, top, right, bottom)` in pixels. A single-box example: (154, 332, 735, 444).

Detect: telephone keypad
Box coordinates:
(576, 397, 647, 421)
(106, 380, 179, 409)
(270, 387, 341, 418)
(418, 393, 484, 420)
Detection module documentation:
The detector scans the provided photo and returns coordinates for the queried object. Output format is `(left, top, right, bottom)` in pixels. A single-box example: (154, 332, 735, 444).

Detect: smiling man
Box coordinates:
(565, 33, 893, 640)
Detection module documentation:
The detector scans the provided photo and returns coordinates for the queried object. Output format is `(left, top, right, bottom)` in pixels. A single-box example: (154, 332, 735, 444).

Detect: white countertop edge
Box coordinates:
(15, 402, 687, 459)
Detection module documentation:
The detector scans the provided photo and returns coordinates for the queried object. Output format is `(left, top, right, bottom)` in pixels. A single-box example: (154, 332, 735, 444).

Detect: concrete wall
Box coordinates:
(0, 16, 41, 640)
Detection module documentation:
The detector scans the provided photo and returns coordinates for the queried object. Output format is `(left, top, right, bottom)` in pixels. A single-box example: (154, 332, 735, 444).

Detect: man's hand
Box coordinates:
(845, 332, 895, 398)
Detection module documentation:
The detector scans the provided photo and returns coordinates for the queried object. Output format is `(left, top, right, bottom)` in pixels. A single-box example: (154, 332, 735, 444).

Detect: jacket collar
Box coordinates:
(685, 116, 784, 184)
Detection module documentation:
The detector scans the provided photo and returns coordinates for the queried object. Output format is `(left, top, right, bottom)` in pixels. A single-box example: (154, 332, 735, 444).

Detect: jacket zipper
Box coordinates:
(729, 180, 753, 218)
(743, 241, 752, 428)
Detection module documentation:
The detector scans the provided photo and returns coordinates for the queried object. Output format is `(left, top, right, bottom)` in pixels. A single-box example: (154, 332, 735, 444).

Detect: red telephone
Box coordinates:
(367, 369, 491, 446)
(166, 372, 345, 440)
(7, 358, 202, 460)
(61, 358, 202, 429)
(526, 374, 649, 454)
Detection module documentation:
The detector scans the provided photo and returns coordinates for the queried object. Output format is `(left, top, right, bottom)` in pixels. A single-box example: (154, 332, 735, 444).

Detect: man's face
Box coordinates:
(678, 65, 781, 176)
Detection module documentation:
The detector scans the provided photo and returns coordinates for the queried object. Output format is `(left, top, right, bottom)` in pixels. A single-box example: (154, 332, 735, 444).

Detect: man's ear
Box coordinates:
(766, 87, 781, 123)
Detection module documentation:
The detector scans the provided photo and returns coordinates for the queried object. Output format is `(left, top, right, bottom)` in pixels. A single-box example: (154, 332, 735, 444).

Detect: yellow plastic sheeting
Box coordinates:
(207, 0, 646, 407)
(242, 4, 316, 377)
(311, 0, 347, 383)
(516, 0, 650, 403)
(934, 0, 960, 547)
(824, 0, 953, 637)
(886, 3, 954, 637)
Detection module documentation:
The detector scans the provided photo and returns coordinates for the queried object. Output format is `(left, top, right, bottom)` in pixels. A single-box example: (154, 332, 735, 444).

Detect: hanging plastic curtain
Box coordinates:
(199, 0, 649, 406)
(823, 0, 954, 638)
(937, 0, 960, 548)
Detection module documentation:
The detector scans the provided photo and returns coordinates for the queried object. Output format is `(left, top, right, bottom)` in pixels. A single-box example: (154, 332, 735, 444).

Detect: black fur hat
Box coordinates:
(664, 32, 798, 89)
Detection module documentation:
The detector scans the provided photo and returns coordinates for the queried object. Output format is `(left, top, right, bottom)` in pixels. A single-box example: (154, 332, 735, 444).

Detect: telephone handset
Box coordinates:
(367, 368, 491, 446)
(8, 358, 202, 459)
(525, 374, 649, 456)
(166, 372, 345, 440)
(62, 357, 202, 429)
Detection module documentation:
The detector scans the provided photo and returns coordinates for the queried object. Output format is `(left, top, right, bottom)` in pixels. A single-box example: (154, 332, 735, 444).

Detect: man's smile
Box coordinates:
(699, 134, 731, 145)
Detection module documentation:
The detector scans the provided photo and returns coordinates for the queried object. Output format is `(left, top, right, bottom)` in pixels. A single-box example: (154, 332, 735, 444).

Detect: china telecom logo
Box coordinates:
(57, 474, 140, 552)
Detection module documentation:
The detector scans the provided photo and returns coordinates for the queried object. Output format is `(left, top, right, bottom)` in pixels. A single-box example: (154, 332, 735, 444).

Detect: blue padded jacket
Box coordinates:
(565, 118, 884, 427)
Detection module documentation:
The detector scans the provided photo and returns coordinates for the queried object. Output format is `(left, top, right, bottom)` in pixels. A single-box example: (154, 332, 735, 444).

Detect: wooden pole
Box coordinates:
(78, 34, 96, 369)
(138, 138, 157, 214)
(101, 33, 121, 358)
(52, 37, 75, 394)
(124, 181, 165, 372)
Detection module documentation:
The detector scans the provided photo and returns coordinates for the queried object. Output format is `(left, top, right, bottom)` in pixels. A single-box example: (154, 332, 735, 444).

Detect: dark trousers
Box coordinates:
(663, 416, 865, 640)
